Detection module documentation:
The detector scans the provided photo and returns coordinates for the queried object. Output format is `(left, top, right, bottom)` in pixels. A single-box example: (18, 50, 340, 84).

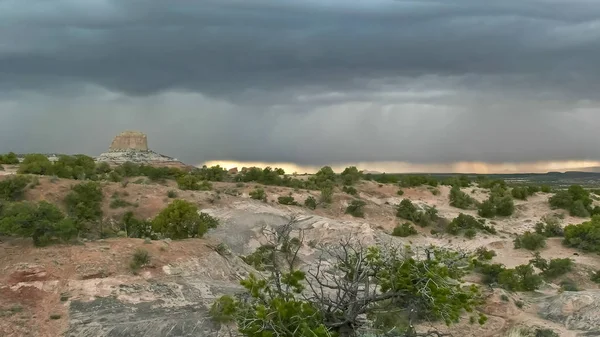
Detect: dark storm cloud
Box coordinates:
(1, 0, 600, 166)
(2, 0, 600, 98)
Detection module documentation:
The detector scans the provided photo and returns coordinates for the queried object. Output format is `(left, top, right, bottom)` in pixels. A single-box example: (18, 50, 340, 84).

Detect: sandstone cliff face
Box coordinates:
(97, 131, 190, 168)
(109, 131, 148, 152)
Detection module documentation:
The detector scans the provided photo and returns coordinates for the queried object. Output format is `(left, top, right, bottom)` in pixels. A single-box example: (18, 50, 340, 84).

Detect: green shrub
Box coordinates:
(478, 190, 515, 218)
(122, 212, 155, 239)
(209, 295, 237, 323)
(430, 188, 440, 196)
(478, 178, 507, 190)
(475, 261, 543, 291)
(549, 190, 573, 209)
(199, 212, 219, 230)
(342, 185, 358, 196)
(198, 180, 213, 191)
(570, 200, 590, 217)
(477, 200, 496, 218)
(396, 199, 441, 228)
(108, 171, 122, 182)
(541, 185, 552, 193)
(499, 264, 543, 291)
(345, 200, 366, 217)
(398, 175, 439, 187)
(396, 189, 404, 196)
(544, 258, 573, 278)
(176, 174, 200, 190)
(120, 164, 184, 182)
(130, 248, 150, 273)
(464, 228, 477, 239)
(0, 201, 77, 246)
(396, 199, 418, 221)
(446, 213, 496, 236)
(18, 154, 52, 175)
(29, 176, 40, 189)
(391, 223, 418, 237)
(534, 216, 563, 237)
(534, 329, 559, 337)
(304, 196, 317, 210)
(64, 182, 103, 223)
(549, 185, 593, 217)
(234, 167, 311, 189)
(534, 222, 545, 235)
(278, 195, 298, 206)
(529, 254, 573, 279)
(152, 200, 215, 239)
(0, 164, 3, 171)
(514, 232, 546, 251)
(563, 215, 600, 252)
(370, 173, 398, 184)
(367, 303, 411, 333)
(475, 247, 496, 261)
(340, 166, 362, 186)
(249, 188, 267, 202)
(193, 165, 228, 182)
(52, 155, 97, 180)
(319, 185, 334, 204)
(495, 195, 515, 216)
(590, 270, 600, 283)
(0, 175, 30, 201)
(311, 166, 337, 188)
(560, 278, 579, 291)
(95, 162, 111, 174)
(416, 206, 439, 227)
(241, 244, 276, 271)
(449, 186, 475, 209)
(511, 186, 531, 200)
(0, 152, 19, 164)
(167, 190, 177, 198)
(476, 262, 506, 284)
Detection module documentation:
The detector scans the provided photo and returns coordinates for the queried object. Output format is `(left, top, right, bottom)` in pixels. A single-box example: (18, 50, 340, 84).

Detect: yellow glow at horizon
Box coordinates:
(201, 160, 600, 174)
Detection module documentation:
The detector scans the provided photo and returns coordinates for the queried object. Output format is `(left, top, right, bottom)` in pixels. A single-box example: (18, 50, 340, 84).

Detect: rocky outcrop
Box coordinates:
(538, 290, 600, 334)
(96, 131, 189, 169)
(109, 131, 148, 152)
(67, 282, 217, 337)
(96, 150, 179, 164)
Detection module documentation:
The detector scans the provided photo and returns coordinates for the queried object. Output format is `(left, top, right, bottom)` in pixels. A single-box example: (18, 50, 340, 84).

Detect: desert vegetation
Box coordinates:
(0, 152, 19, 165)
(549, 184, 600, 217)
(151, 200, 218, 239)
(1, 158, 600, 337)
(563, 215, 600, 252)
(214, 221, 487, 337)
(478, 185, 515, 218)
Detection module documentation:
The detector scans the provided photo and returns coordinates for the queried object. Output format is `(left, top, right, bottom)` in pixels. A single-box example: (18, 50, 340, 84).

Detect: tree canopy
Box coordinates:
(211, 219, 486, 337)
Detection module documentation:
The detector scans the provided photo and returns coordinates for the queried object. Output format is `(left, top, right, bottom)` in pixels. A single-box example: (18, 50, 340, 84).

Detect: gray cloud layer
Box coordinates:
(1, 0, 600, 166)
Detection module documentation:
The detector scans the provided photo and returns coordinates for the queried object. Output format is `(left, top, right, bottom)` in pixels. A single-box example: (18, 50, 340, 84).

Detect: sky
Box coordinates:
(1, 0, 600, 173)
